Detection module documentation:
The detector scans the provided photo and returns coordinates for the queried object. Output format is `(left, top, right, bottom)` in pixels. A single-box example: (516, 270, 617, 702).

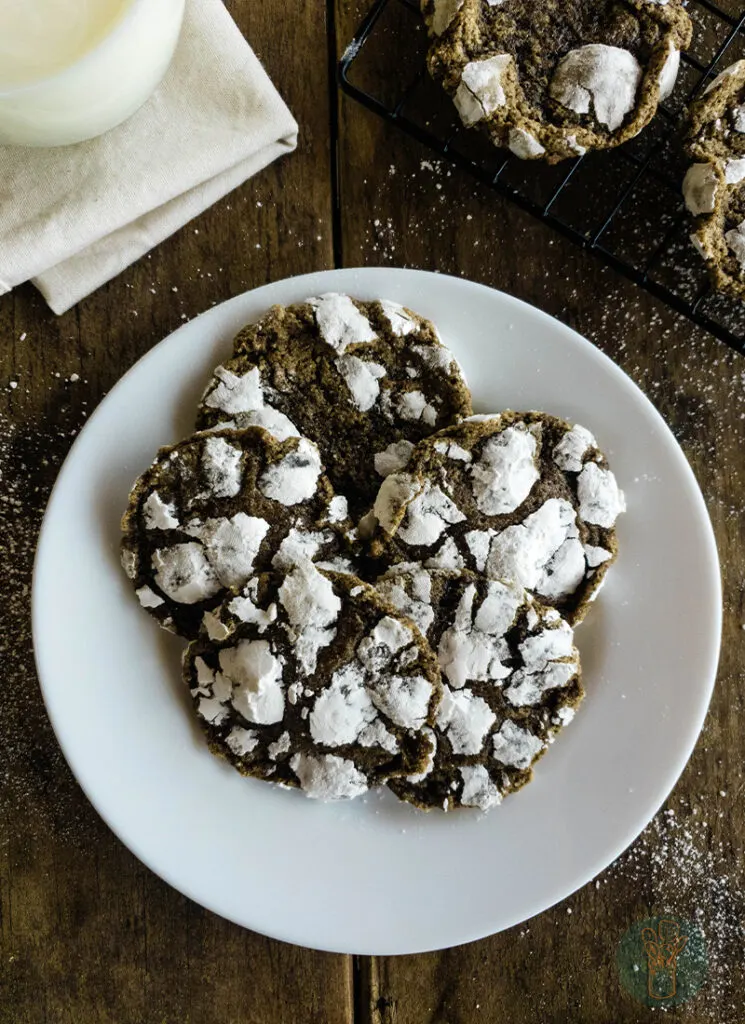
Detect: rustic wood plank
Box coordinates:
(0, 2, 351, 1023)
(336, 3, 745, 1020)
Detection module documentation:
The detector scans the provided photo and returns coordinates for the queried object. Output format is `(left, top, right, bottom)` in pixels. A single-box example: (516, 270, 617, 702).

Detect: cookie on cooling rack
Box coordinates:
(183, 563, 442, 801)
(683, 60, 745, 301)
(368, 412, 625, 625)
(421, 0, 692, 163)
(121, 428, 353, 638)
(195, 294, 472, 518)
(374, 567, 582, 811)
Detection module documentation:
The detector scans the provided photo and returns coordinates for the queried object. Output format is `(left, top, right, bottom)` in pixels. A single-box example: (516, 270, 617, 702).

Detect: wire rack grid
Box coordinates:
(339, 0, 745, 353)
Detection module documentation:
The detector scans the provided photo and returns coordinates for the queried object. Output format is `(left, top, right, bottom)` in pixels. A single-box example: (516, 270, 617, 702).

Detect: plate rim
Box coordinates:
(31, 267, 722, 954)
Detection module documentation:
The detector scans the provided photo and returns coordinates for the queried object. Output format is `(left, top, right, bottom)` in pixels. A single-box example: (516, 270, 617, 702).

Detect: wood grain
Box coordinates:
(335, 3, 745, 1022)
(0, 3, 350, 1023)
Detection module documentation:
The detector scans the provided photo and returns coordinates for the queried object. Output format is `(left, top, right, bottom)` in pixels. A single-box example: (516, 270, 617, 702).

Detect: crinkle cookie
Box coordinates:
(369, 412, 625, 624)
(375, 567, 582, 811)
(422, 0, 691, 163)
(183, 563, 442, 801)
(683, 61, 745, 300)
(121, 427, 353, 639)
(195, 295, 472, 517)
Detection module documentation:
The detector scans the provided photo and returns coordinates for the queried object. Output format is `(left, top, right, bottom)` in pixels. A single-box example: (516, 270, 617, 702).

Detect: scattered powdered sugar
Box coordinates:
(203, 365, 263, 414)
(290, 751, 368, 800)
(437, 687, 496, 755)
(143, 491, 179, 530)
(459, 765, 502, 810)
(308, 293, 376, 354)
(152, 543, 221, 604)
(553, 423, 596, 473)
(492, 719, 545, 769)
(258, 438, 322, 506)
(469, 424, 539, 514)
(375, 439, 415, 477)
(605, 805, 745, 1019)
(201, 436, 243, 499)
(577, 462, 626, 527)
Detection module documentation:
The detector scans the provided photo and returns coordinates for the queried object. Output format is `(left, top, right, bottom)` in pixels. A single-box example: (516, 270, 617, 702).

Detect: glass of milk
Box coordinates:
(0, 0, 186, 147)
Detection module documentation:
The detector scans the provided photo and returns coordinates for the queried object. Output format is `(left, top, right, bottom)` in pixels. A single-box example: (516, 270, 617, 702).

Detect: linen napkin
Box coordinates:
(0, 0, 298, 314)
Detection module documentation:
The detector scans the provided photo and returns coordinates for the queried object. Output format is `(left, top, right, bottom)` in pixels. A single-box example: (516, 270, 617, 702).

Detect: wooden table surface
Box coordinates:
(2, 2, 743, 1021)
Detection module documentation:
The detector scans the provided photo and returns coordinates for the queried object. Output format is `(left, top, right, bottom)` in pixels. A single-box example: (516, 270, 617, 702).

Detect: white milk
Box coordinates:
(0, 0, 186, 146)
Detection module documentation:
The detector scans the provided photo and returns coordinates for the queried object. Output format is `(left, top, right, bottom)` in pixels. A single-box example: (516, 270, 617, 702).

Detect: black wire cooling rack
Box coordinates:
(339, 0, 745, 353)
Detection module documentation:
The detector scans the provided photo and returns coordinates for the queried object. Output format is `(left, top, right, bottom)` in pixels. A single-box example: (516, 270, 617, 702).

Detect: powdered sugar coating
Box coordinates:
(371, 413, 621, 623)
(577, 463, 627, 527)
(492, 720, 545, 769)
(278, 560, 341, 676)
(122, 429, 350, 639)
(469, 425, 539, 515)
(258, 438, 323, 506)
(220, 639, 285, 725)
(203, 365, 264, 415)
(309, 662, 377, 746)
(455, 55, 512, 126)
(308, 293, 377, 354)
(186, 513, 269, 588)
(379, 300, 417, 336)
(459, 765, 502, 810)
(553, 424, 597, 473)
(375, 440, 416, 477)
(336, 355, 386, 411)
(290, 752, 368, 800)
(437, 687, 496, 755)
(550, 45, 642, 132)
(397, 481, 466, 546)
(152, 543, 221, 604)
(144, 492, 179, 530)
(183, 570, 440, 802)
(382, 568, 583, 813)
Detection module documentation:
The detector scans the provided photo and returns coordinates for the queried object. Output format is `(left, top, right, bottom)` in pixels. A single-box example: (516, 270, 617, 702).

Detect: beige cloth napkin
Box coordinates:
(0, 0, 298, 314)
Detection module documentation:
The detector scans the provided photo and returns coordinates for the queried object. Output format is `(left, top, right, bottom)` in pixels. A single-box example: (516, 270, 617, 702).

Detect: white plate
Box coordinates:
(33, 268, 721, 955)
